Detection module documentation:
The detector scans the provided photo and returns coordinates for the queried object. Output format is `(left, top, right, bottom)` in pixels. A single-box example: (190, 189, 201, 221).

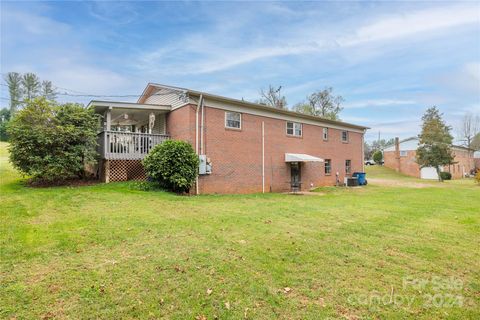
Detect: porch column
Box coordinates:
(105, 107, 112, 131)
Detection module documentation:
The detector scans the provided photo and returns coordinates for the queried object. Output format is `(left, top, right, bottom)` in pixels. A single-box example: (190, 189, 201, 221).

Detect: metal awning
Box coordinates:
(285, 153, 324, 162)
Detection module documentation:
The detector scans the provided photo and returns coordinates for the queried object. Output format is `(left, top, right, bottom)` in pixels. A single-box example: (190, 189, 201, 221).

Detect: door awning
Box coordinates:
(285, 153, 324, 162)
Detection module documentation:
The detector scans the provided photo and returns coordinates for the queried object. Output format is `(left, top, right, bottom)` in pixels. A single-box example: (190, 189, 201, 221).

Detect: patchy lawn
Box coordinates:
(1, 142, 479, 319)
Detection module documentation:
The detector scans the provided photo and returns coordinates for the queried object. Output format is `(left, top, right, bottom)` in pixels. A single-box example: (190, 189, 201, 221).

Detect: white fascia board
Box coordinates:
(88, 100, 172, 112)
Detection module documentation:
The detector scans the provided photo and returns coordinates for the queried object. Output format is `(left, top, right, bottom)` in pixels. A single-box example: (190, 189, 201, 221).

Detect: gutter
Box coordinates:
(195, 94, 203, 195)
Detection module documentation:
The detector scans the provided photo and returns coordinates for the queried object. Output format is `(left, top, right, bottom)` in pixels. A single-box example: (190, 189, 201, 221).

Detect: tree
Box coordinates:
(41, 80, 57, 101)
(372, 150, 383, 163)
(22, 73, 40, 100)
(371, 138, 395, 152)
(416, 107, 454, 181)
(7, 97, 99, 182)
(0, 108, 11, 141)
(364, 141, 373, 160)
(257, 85, 287, 109)
(294, 87, 344, 120)
(457, 112, 479, 149)
(472, 133, 480, 151)
(143, 140, 199, 193)
(4, 72, 23, 115)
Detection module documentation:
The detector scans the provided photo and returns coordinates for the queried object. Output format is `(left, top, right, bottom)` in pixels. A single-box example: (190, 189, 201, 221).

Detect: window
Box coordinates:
(286, 121, 302, 137)
(400, 150, 408, 157)
(345, 160, 351, 174)
(225, 111, 241, 129)
(325, 159, 331, 175)
(341, 131, 349, 142)
(323, 127, 329, 140)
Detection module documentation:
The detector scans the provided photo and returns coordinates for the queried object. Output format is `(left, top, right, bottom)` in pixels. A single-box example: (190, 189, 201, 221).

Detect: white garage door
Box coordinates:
(421, 167, 438, 180)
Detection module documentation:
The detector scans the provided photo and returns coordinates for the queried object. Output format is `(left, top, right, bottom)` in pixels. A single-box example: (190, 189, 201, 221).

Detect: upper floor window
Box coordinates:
(325, 159, 332, 175)
(225, 111, 241, 129)
(286, 121, 302, 137)
(323, 127, 329, 141)
(342, 131, 349, 142)
(345, 159, 351, 174)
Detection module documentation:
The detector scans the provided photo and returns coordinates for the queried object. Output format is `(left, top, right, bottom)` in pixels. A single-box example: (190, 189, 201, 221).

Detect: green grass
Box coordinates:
(1, 141, 479, 319)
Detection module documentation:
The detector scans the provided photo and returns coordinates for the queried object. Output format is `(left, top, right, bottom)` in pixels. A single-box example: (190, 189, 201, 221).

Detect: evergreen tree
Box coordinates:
(4, 72, 23, 115)
(416, 107, 454, 181)
(41, 80, 57, 101)
(22, 73, 40, 100)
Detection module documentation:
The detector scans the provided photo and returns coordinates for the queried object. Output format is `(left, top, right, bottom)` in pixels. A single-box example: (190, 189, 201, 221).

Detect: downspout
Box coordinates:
(262, 121, 265, 193)
(195, 94, 203, 195)
(362, 129, 365, 172)
(200, 96, 205, 154)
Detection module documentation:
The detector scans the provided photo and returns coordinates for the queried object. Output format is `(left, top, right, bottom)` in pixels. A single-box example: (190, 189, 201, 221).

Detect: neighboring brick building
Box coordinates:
(384, 137, 475, 179)
(89, 83, 368, 194)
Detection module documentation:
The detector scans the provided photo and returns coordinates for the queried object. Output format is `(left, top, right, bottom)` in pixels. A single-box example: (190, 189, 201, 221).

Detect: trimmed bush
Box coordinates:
(439, 171, 452, 181)
(143, 140, 199, 193)
(372, 150, 383, 163)
(7, 98, 99, 182)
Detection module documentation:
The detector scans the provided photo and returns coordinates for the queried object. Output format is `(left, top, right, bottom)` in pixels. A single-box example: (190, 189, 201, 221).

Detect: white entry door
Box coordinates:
(420, 167, 438, 180)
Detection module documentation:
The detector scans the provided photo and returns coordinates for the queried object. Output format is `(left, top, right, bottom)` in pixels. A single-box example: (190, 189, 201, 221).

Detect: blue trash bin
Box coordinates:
(353, 172, 367, 185)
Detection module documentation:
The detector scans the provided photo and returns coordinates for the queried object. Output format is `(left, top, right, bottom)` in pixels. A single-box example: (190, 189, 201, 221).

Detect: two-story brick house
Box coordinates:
(384, 137, 475, 179)
(88, 83, 368, 194)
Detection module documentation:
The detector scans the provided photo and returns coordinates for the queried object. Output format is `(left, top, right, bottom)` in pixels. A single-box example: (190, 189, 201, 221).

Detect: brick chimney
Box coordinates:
(394, 137, 400, 172)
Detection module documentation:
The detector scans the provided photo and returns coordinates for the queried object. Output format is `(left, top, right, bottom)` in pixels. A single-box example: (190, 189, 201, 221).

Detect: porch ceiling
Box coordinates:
(88, 100, 172, 114)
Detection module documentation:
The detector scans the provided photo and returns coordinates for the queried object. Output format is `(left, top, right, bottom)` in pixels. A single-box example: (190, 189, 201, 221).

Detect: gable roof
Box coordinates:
(138, 83, 369, 131)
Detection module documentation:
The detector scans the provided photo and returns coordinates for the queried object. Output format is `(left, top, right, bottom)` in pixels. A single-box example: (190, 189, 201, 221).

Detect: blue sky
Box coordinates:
(1, 1, 479, 142)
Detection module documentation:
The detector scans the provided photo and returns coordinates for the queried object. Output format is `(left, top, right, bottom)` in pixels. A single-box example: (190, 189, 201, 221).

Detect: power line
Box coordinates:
(0, 83, 180, 99)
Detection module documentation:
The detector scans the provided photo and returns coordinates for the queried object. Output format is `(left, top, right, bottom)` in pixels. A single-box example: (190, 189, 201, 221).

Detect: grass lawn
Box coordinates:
(1, 141, 479, 319)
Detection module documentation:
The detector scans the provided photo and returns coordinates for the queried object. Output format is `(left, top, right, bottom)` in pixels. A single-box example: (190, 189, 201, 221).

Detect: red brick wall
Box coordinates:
(166, 104, 196, 145)
(384, 150, 420, 178)
(173, 105, 364, 194)
(445, 149, 474, 179)
(384, 149, 475, 179)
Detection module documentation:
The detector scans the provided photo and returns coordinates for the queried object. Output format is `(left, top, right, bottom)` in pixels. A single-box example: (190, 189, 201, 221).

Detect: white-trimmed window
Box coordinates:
(225, 111, 241, 129)
(342, 130, 349, 142)
(286, 121, 302, 136)
(323, 127, 329, 140)
(325, 159, 332, 175)
(400, 150, 408, 157)
(345, 159, 351, 174)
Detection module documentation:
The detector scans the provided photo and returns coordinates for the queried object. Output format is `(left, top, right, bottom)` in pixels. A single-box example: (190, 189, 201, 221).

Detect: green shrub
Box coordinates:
(372, 150, 383, 163)
(142, 140, 199, 193)
(7, 98, 99, 182)
(439, 171, 452, 181)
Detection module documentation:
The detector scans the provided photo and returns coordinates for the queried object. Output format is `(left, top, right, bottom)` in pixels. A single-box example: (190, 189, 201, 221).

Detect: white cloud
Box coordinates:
(136, 4, 480, 76)
(87, 1, 140, 25)
(341, 5, 480, 46)
(344, 99, 417, 109)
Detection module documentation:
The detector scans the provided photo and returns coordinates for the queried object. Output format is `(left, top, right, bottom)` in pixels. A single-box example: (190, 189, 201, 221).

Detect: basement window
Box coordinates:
(225, 111, 241, 129)
(286, 121, 302, 137)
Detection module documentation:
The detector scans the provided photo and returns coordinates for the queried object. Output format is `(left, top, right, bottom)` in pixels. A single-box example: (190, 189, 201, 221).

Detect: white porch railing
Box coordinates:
(97, 131, 170, 160)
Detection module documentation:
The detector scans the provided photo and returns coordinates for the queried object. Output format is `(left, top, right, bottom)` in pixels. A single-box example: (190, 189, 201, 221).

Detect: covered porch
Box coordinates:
(89, 101, 172, 160)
